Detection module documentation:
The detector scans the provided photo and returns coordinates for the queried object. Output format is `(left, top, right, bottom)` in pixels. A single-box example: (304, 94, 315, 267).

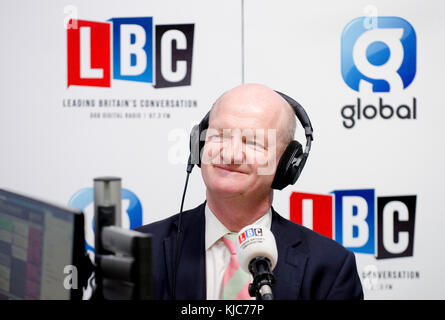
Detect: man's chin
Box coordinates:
(207, 182, 248, 197)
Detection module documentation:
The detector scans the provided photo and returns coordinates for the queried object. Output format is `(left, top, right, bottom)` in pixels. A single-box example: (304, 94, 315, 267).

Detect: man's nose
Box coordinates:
(221, 136, 244, 164)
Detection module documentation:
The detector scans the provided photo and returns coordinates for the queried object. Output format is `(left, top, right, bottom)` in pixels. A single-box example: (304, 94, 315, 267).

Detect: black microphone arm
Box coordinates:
(248, 257, 276, 300)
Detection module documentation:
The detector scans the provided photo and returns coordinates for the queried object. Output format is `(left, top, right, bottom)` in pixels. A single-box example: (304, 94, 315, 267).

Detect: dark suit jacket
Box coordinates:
(135, 202, 364, 300)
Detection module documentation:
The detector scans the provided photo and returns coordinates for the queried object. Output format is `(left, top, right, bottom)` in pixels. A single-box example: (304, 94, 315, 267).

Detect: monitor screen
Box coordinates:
(0, 189, 84, 300)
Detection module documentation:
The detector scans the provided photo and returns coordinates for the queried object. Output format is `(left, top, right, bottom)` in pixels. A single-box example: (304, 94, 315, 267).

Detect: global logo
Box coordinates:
(340, 16, 417, 129)
(290, 189, 417, 259)
(341, 16, 416, 92)
(68, 187, 143, 252)
(67, 17, 194, 88)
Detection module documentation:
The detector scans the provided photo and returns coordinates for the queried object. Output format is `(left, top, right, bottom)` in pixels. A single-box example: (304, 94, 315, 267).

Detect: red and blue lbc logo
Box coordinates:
(67, 17, 194, 88)
(290, 189, 416, 259)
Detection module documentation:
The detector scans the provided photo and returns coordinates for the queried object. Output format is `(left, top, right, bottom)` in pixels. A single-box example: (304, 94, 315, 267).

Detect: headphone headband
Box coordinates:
(274, 90, 314, 142)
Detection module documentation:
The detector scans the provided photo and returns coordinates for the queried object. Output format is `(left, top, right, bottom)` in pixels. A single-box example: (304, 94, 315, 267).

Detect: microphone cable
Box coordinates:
(172, 155, 194, 300)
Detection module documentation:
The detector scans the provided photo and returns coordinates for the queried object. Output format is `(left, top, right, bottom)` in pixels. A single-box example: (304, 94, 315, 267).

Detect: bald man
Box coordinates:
(136, 84, 363, 300)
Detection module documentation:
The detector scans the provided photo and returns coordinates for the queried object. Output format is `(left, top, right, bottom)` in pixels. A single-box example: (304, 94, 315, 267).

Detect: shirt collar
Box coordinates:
(205, 203, 272, 250)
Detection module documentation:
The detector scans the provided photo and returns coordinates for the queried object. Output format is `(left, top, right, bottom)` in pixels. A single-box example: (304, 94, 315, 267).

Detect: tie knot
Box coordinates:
(222, 233, 237, 255)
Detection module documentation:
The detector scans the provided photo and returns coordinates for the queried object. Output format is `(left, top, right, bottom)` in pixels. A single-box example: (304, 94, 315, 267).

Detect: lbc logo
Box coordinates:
(67, 17, 194, 88)
(290, 189, 417, 259)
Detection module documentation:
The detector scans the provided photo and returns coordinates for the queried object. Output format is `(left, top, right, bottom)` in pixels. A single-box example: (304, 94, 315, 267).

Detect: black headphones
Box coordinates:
(188, 90, 314, 190)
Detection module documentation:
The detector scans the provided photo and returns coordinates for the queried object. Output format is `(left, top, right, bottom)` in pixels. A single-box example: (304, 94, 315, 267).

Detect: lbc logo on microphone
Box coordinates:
(239, 228, 263, 244)
(290, 189, 417, 259)
(67, 17, 194, 88)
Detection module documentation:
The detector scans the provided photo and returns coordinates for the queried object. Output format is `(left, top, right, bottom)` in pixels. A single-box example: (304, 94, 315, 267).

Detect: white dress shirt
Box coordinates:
(204, 203, 272, 300)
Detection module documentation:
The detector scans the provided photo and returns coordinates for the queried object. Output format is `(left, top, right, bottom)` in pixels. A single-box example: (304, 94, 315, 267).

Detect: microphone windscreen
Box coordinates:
(235, 224, 278, 273)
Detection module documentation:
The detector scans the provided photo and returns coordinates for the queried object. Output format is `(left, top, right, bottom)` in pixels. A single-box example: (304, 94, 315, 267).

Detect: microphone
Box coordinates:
(235, 225, 278, 300)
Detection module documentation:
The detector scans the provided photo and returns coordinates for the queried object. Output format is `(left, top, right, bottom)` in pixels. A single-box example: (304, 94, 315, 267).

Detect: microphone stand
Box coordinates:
(248, 257, 276, 300)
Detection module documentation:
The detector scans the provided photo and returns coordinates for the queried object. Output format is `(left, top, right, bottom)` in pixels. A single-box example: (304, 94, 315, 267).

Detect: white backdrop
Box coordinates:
(0, 0, 444, 299)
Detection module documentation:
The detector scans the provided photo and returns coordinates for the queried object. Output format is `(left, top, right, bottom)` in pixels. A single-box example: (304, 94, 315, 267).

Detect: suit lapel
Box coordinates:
(271, 208, 308, 300)
(164, 203, 206, 299)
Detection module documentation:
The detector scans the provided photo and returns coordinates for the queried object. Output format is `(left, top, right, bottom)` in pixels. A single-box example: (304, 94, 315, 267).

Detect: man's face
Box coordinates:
(200, 88, 286, 198)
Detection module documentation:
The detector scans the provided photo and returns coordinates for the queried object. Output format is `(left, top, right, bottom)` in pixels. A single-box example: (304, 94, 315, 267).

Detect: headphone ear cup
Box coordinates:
(189, 124, 201, 166)
(197, 113, 210, 168)
(271, 140, 304, 190)
(189, 111, 210, 168)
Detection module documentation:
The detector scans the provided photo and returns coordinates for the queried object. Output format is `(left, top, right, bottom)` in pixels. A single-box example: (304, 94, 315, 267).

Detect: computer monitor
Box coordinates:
(0, 188, 85, 300)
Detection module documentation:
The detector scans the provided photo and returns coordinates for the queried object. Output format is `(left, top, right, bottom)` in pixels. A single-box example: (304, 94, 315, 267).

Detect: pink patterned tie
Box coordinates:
(221, 233, 251, 300)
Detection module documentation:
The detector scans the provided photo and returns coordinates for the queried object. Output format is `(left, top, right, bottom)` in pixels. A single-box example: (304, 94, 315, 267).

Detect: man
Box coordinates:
(135, 84, 363, 300)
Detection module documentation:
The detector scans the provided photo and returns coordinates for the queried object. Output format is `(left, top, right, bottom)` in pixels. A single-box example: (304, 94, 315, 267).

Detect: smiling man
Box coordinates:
(200, 84, 293, 233)
(135, 84, 363, 300)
